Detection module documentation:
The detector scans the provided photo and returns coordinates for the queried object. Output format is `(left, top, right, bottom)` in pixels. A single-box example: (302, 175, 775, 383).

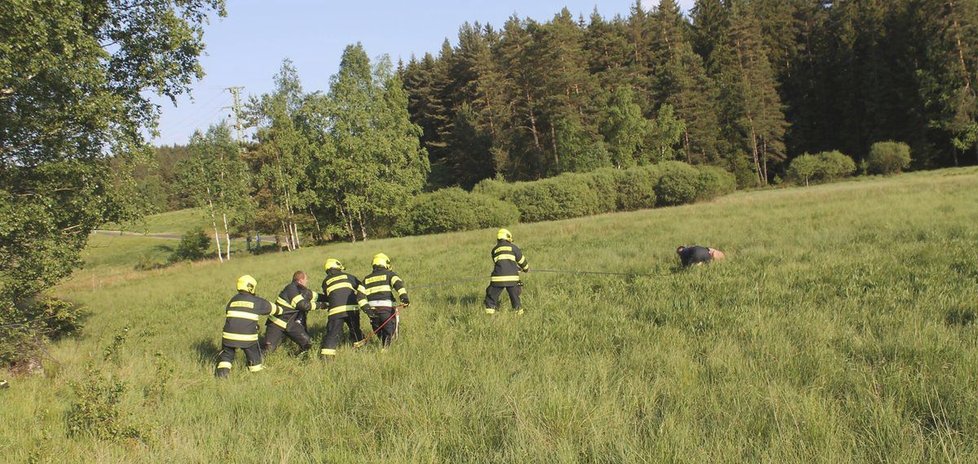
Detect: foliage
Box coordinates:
(654, 161, 703, 206)
(169, 228, 210, 263)
(695, 165, 738, 200)
(867, 141, 913, 175)
(506, 176, 602, 222)
(394, 188, 519, 236)
(177, 123, 253, 259)
(65, 365, 139, 440)
(787, 151, 857, 186)
(614, 166, 660, 211)
(0, 297, 84, 369)
(310, 45, 430, 241)
(0, 0, 224, 367)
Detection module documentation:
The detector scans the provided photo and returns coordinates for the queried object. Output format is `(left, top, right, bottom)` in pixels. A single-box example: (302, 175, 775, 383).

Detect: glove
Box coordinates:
(401, 299, 410, 307)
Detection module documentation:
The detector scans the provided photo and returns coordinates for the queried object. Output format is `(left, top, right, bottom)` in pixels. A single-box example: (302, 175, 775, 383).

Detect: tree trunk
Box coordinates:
(222, 213, 231, 261)
(291, 222, 300, 249)
(358, 210, 368, 241)
(683, 129, 692, 164)
(339, 207, 356, 243)
(551, 125, 559, 165)
(526, 88, 541, 150)
(748, 123, 762, 185)
(207, 198, 223, 263)
(281, 221, 293, 251)
(308, 207, 323, 244)
(761, 138, 769, 185)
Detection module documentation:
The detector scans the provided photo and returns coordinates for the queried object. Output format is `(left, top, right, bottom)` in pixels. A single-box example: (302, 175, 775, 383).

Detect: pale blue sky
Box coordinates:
(152, 0, 695, 146)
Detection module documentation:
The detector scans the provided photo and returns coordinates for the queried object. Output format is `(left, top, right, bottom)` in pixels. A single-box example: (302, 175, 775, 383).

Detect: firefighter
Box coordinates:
(262, 271, 323, 354)
(215, 275, 282, 378)
(362, 253, 410, 348)
(319, 258, 370, 360)
(676, 245, 726, 268)
(484, 228, 529, 315)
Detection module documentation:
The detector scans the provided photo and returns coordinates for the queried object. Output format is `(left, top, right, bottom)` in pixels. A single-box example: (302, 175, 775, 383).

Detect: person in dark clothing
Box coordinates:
(676, 245, 726, 267)
(262, 271, 324, 354)
(215, 275, 282, 378)
(484, 228, 529, 315)
(362, 253, 410, 348)
(319, 258, 370, 360)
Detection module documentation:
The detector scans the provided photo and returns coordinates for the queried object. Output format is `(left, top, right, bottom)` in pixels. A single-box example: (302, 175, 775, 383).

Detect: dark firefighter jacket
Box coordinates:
(490, 239, 529, 287)
(269, 281, 323, 330)
(222, 291, 281, 348)
(321, 271, 370, 317)
(363, 267, 410, 308)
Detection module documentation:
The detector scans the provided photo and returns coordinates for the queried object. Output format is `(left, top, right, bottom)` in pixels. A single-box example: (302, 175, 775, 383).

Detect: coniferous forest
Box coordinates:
(401, 0, 978, 188)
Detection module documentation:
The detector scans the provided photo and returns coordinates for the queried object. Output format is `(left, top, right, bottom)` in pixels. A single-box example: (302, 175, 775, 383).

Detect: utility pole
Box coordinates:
(224, 86, 245, 147)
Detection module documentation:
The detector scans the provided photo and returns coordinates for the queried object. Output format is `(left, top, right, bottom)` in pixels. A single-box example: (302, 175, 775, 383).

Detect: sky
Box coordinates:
(151, 0, 695, 146)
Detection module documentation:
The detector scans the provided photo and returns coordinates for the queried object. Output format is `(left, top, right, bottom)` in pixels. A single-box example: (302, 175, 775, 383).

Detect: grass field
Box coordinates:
(3, 168, 978, 462)
(101, 208, 209, 234)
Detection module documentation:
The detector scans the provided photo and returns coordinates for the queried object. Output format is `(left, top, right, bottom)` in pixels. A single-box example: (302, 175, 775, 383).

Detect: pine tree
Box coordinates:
(913, 0, 978, 166)
(713, 0, 789, 184)
(650, 0, 721, 163)
(533, 8, 609, 174)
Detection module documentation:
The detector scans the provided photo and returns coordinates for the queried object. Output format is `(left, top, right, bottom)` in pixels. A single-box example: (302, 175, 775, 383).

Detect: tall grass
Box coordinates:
(2, 168, 978, 462)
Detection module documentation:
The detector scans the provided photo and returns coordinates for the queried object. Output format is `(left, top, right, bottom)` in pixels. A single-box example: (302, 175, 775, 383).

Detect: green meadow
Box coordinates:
(3, 168, 978, 462)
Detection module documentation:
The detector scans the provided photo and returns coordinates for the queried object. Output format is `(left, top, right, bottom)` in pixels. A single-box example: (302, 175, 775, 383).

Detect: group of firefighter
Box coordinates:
(216, 226, 723, 377)
(215, 228, 529, 378)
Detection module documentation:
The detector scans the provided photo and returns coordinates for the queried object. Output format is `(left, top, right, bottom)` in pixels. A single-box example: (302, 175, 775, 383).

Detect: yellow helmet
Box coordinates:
(372, 253, 391, 269)
(236, 275, 257, 294)
(497, 228, 513, 241)
(323, 258, 345, 271)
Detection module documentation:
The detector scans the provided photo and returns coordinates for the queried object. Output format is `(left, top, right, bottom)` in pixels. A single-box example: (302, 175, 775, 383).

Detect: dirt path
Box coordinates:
(92, 230, 278, 243)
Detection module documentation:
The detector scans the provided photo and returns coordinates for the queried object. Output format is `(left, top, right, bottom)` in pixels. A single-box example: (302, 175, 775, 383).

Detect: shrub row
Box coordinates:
(473, 161, 735, 223)
(393, 188, 520, 236)
(395, 161, 735, 235)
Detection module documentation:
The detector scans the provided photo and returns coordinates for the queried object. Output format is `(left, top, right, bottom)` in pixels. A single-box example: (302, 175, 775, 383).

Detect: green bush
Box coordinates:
(655, 161, 702, 206)
(867, 141, 911, 175)
(582, 169, 619, 214)
(471, 178, 512, 199)
(615, 165, 659, 211)
(508, 175, 602, 222)
(787, 154, 820, 185)
(394, 188, 520, 235)
(787, 150, 857, 185)
(66, 365, 140, 440)
(818, 150, 857, 179)
(169, 228, 210, 263)
(695, 165, 738, 200)
(0, 297, 84, 369)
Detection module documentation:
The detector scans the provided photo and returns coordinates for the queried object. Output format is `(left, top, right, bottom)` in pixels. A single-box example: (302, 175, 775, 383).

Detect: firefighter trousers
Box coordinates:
(215, 343, 263, 377)
(320, 311, 364, 357)
(484, 284, 522, 310)
(369, 308, 398, 347)
(262, 313, 312, 353)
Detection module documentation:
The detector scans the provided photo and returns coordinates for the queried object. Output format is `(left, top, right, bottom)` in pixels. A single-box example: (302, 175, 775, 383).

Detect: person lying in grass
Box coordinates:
(676, 245, 725, 268)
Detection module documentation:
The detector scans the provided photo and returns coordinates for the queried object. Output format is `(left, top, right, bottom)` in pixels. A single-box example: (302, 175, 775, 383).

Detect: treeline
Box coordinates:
(163, 45, 428, 256)
(402, 0, 978, 189)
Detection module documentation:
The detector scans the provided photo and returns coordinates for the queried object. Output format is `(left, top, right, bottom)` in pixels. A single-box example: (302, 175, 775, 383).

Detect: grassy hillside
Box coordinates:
(102, 208, 208, 234)
(3, 168, 978, 462)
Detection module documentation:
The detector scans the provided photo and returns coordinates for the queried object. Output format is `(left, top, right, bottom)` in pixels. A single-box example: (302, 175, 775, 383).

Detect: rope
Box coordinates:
(408, 268, 666, 291)
(530, 269, 666, 278)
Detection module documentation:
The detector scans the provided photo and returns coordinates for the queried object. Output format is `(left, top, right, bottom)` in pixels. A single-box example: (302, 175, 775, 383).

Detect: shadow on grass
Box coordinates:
(447, 293, 480, 306)
(192, 338, 221, 366)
